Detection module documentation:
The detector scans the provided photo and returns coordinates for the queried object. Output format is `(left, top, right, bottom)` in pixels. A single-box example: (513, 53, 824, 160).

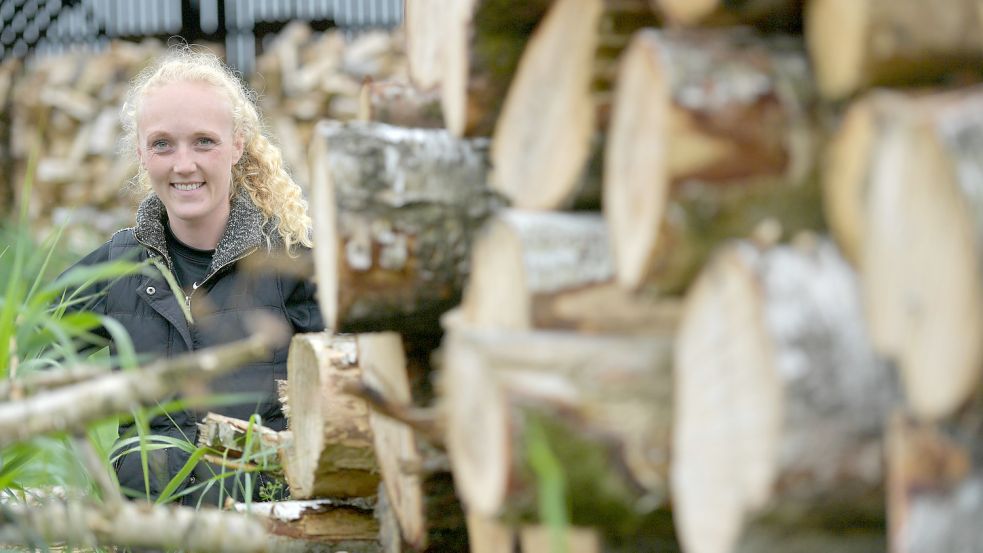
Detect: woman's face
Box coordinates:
(137, 80, 244, 233)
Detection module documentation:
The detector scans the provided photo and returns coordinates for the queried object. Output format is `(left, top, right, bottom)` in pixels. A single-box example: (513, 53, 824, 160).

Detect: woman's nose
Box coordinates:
(173, 146, 197, 174)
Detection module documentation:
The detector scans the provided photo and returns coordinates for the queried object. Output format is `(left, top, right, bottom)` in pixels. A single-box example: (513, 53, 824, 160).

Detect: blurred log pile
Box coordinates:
(291, 0, 983, 552)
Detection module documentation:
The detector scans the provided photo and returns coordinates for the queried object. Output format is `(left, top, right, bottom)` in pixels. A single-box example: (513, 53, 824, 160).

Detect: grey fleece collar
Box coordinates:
(133, 191, 282, 276)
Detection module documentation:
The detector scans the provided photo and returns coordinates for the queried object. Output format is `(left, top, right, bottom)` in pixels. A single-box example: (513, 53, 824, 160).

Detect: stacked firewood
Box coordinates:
(291, 0, 983, 552)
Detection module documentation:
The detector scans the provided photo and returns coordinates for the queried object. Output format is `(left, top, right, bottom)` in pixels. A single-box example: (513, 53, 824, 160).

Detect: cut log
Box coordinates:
(196, 412, 287, 469)
(308, 121, 500, 333)
(491, 0, 656, 209)
(858, 91, 983, 419)
(519, 525, 601, 553)
(405, 0, 552, 136)
(358, 78, 444, 129)
(441, 313, 674, 524)
(466, 513, 515, 553)
(672, 237, 897, 553)
(460, 209, 681, 333)
(887, 411, 983, 553)
(357, 332, 427, 549)
(237, 498, 382, 553)
(806, 0, 983, 100)
(650, 0, 802, 30)
(604, 28, 822, 294)
(284, 333, 379, 499)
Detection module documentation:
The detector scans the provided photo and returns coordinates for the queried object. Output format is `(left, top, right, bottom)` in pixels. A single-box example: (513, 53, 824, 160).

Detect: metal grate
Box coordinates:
(0, 0, 403, 73)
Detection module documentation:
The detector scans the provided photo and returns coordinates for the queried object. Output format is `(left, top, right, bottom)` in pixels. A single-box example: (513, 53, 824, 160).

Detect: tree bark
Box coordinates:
(460, 209, 680, 333)
(197, 412, 288, 470)
(308, 121, 500, 333)
(0, 500, 270, 553)
(672, 237, 898, 553)
(491, 0, 656, 210)
(604, 28, 823, 294)
(440, 315, 674, 524)
(405, 0, 552, 137)
(856, 89, 983, 419)
(806, 0, 983, 100)
(284, 333, 380, 499)
(885, 411, 983, 553)
(0, 333, 279, 447)
(650, 0, 802, 30)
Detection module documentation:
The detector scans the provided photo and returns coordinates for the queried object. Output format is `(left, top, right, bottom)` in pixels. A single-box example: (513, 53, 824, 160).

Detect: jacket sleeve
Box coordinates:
(283, 275, 324, 333)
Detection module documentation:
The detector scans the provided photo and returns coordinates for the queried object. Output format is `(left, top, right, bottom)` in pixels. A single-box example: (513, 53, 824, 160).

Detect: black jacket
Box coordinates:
(68, 192, 322, 502)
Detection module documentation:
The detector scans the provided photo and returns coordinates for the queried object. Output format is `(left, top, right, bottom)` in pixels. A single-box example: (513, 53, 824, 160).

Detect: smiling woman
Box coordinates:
(61, 46, 323, 506)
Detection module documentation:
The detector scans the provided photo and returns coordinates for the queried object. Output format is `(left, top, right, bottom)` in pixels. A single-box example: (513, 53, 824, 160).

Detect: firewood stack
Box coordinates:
(291, 0, 983, 552)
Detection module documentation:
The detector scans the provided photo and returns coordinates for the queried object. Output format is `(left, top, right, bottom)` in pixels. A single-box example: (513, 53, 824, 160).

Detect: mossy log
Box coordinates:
(604, 29, 823, 295)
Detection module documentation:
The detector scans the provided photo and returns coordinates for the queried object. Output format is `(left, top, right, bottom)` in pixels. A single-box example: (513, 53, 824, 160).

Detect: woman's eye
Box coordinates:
(151, 140, 170, 151)
(197, 137, 216, 146)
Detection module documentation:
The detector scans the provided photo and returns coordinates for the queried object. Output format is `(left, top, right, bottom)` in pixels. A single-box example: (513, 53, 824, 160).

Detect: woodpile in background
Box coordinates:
(11, 0, 983, 550)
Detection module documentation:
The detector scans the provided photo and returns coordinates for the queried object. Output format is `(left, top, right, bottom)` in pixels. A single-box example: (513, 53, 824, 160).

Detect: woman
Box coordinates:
(68, 47, 322, 504)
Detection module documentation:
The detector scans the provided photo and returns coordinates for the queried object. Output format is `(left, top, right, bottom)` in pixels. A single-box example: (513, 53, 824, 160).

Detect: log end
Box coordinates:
(672, 244, 781, 553)
(653, 0, 719, 26)
(806, 0, 868, 101)
(604, 29, 670, 291)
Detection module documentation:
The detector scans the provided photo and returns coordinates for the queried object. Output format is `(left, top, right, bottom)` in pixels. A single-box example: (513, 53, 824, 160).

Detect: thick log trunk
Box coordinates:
(441, 314, 674, 524)
(855, 89, 983, 419)
(806, 0, 983, 100)
(237, 499, 382, 553)
(357, 332, 426, 549)
(284, 333, 379, 499)
(308, 121, 500, 333)
(650, 0, 801, 30)
(887, 411, 983, 553)
(405, 0, 552, 136)
(604, 29, 822, 294)
(672, 237, 897, 553)
(460, 210, 680, 333)
(491, 0, 656, 209)
(358, 78, 444, 129)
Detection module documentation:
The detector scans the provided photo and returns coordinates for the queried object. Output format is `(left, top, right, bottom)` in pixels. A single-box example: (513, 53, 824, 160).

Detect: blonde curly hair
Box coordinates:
(120, 46, 312, 252)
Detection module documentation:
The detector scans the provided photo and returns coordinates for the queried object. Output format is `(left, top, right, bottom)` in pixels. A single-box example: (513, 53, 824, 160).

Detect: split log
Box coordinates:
(856, 90, 983, 419)
(650, 0, 801, 30)
(358, 78, 444, 129)
(308, 121, 500, 333)
(441, 313, 674, 526)
(460, 209, 681, 333)
(357, 332, 427, 549)
(806, 0, 983, 101)
(491, 0, 656, 209)
(672, 237, 897, 553)
(0, 500, 269, 553)
(405, 0, 552, 136)
(887, 411, 983, 553)
(466, 513, 515, 553)
(284, 333, 379, 499)
(237, 499, 382, 553)
(604, 29, 822, 294)
(0, 332, 281, 447)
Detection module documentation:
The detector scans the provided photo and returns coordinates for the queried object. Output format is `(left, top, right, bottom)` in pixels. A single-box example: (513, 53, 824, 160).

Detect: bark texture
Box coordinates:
(673, 237, 897, 553)
(309, 121, 500, 333)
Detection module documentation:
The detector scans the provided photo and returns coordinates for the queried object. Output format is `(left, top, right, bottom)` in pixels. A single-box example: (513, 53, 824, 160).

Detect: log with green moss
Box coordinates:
(440, 315, 676, 551)
(405, 0, 553, 137)
(604, 29, 824, 295)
